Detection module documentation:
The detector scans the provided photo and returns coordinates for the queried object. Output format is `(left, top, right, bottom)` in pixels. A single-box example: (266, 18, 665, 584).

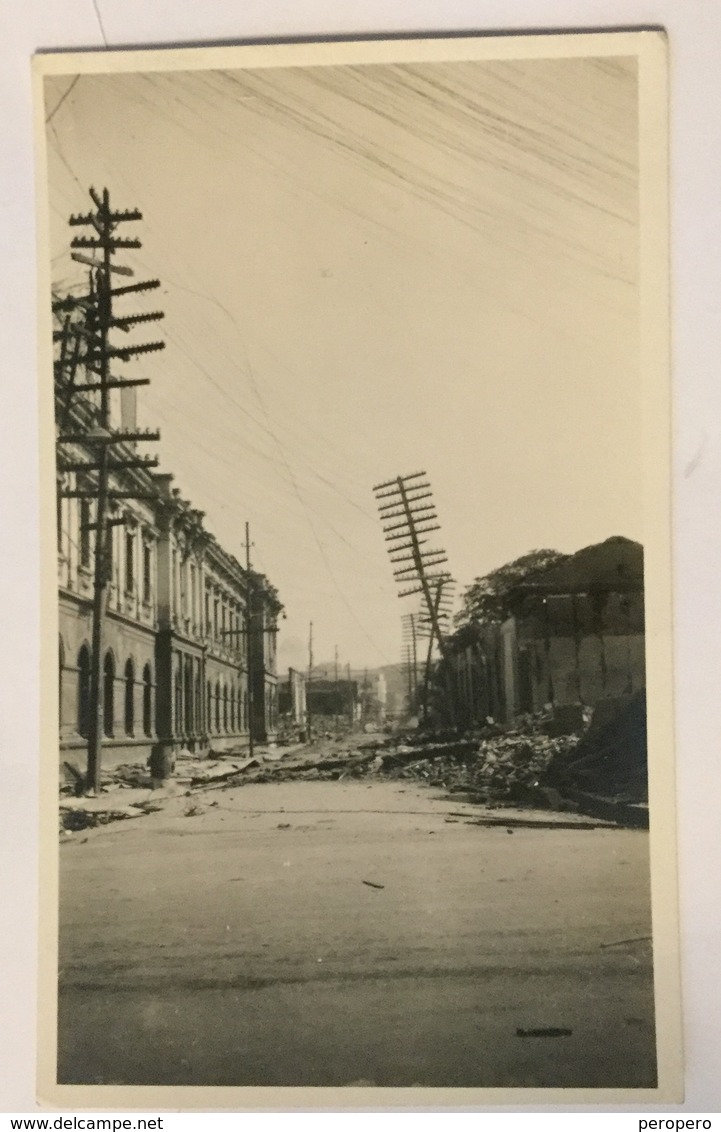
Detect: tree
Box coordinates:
(456, 548, 568, 628)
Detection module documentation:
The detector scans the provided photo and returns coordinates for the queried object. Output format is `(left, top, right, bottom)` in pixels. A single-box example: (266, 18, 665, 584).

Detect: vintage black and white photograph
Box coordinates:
(35, 32, 679, 1104)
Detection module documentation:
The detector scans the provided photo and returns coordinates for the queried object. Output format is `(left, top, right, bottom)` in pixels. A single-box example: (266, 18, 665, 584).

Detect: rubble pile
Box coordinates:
(102, 762, 153, 789)
(372, 723, 580, 808)
(59, 803, 148, 833)
(57, 697, 649, 831)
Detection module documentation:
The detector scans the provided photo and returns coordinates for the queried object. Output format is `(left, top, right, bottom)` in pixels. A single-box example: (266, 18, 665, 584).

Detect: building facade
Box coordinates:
(57, 388, 281, 776)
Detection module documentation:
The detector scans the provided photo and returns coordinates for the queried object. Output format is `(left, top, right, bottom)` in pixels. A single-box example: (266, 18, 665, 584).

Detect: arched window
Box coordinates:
(77, 645, 91, 737)
(241, 689, 247, 731)
(215, 681, 221, 732)
(206, 680, 213, 733)
(223, 686, 228, 732)
(230, 687, 236, 732)
(124, 659, 135, 736)
(103, 652, 115, 738)
(142, 663, 153, 737)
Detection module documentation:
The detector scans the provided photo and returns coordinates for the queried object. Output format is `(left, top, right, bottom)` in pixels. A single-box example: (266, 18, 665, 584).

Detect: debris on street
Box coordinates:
(358, 712, 581, 809)
(59, 803, 146, 832)
(58, 695, 650, 834)
(599, 935, 652, 950)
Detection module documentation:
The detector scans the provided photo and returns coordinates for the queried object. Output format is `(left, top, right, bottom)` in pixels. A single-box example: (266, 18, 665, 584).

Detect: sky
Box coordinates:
(44, 52, 641, 672)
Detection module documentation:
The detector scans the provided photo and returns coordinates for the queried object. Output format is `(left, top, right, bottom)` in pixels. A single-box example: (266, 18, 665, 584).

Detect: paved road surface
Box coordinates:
(58, 779, 656, 1088)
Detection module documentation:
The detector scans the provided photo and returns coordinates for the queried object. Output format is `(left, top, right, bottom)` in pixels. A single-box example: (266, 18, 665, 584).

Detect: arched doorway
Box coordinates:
(77, 645, 90, 737)
(103, 652, 115, 738)
(194, 671, 202, 734)
(184, 657, 193, 735)
(124, 659, 135, 736)
(142, 663, 153, 737)
(173, 656, 182, 735)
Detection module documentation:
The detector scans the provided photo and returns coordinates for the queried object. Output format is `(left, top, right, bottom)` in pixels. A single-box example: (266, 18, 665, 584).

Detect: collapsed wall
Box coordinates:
(545, 690, 648, 804)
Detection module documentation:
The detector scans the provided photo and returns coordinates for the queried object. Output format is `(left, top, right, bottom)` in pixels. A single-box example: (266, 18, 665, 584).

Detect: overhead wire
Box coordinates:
(45, 102, 400, 662)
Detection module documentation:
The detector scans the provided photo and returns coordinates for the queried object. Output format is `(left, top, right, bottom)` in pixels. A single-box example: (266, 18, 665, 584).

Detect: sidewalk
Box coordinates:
(59, 742, 309, 833)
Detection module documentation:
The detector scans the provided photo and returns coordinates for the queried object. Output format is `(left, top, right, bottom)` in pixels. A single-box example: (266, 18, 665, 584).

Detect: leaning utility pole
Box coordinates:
(373, 471, 457, 724)
(373, 472, 451, 656)
(402, 612, 419, 708)
(419, 576, 454, 722)
(56, 187, 164, 792)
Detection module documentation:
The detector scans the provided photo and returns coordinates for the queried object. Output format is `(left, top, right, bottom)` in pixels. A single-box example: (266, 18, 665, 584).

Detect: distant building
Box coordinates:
(306, 679, 357, 725)
(278, 667, 307, 728)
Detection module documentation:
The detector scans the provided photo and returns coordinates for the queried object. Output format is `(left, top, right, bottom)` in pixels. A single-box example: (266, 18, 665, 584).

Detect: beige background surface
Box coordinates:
(1, 0, 719, 1113)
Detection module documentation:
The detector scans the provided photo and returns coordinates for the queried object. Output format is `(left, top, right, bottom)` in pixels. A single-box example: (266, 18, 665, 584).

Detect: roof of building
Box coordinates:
(513, 536, 644, 595)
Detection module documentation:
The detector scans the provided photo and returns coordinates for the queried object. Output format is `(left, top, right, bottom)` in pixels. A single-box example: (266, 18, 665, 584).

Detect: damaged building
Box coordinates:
(442, 537, 645, 729)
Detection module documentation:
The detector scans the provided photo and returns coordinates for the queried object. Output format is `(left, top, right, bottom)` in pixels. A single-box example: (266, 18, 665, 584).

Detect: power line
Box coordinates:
(45, 76, 81, 126)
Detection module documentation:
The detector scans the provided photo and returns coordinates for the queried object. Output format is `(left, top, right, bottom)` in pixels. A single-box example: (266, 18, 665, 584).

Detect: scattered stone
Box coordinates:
(184, 801, 205, 817)
(516, 1027, 572, 1038)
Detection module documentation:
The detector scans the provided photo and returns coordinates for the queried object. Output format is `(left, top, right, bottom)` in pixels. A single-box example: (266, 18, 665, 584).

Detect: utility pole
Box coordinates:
(373, 471, 450, 656)
(418, 576, 456, 724)
(411, 614, 417, 701)
(333, 644, 339, 734)
(373, 470, 456, 726)
(402, 612, 419, 709)
(245, 521, 255, 758)
(306, 620, 314, 740)
(346, 662, 353, 728)
(56, 187, 164, 793)
(216, 520, 256, 754)
(420, 579, 444, 722)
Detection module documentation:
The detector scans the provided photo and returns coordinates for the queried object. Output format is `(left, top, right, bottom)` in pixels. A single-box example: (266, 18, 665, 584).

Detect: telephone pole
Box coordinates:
(373, 470, 456, 726)
(346, 662, 353, 728)
(373, 471, 451, 656)
(402, 612, 419, 709)
(333, 644, 339, 734)
(56, 187, 164, 793)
